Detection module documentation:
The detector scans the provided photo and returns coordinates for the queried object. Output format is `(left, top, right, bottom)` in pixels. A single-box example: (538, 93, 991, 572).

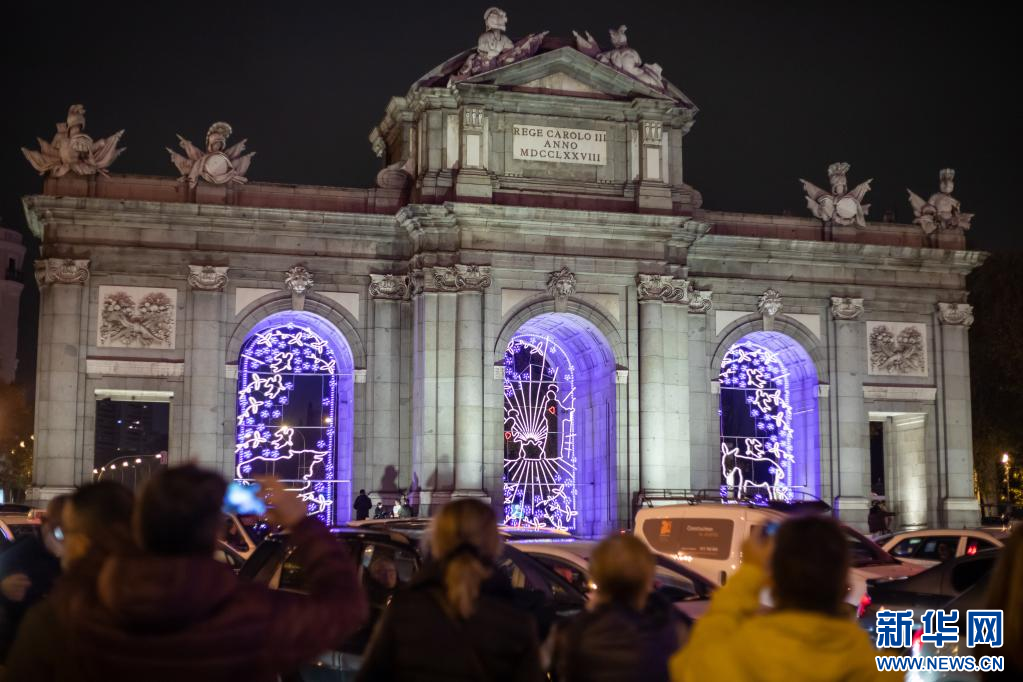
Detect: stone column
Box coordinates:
(936, 303, 979, 526)
(829, 297, 870, 527)
(368, 275, 410, 496)
(637, 275, 701, 491)
(183, 267, 228, 470)
(30, 259, 90, 501)
(453, 266, 491, 495)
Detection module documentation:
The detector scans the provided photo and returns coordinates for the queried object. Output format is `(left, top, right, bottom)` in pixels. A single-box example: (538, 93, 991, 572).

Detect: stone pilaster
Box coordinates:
(29, 258, 90, 501)
(455, 106, 492, 200)
(636, 120, 672, 211)
(829, 296, 869, 527)
(936, 302, 979, 526)
(368, 274, 410, 496)
(183, 266, 228, 469)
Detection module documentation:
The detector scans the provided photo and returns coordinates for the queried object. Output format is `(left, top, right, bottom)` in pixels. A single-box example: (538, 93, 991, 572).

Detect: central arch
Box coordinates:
(501, 312, 617, 534)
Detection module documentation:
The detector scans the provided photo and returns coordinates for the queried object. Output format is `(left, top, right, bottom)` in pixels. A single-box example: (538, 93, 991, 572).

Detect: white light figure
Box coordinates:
(719, 341, 795, 503)
(502, 335, 579, 530)
(235, 323, 339, 523)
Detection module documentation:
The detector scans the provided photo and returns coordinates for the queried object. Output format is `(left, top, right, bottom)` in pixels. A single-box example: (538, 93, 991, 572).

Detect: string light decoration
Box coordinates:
(718, 340, 795, 503)
(235, 322, 338, 523)
(502, 335, 578, 530)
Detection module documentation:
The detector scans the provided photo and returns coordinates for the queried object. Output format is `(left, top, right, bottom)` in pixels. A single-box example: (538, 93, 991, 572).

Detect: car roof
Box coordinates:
(884, 528, 1007, 541)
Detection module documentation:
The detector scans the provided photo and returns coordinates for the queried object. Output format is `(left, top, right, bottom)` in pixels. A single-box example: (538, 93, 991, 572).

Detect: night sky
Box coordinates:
(2, 1, 1018, 388)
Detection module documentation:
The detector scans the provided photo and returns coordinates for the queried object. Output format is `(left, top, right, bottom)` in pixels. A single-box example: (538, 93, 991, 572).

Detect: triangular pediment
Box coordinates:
(458, 47, 696, 109)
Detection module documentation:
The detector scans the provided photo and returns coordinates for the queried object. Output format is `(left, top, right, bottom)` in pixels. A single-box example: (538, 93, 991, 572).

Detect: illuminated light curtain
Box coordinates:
(503, 335, 578, 530)
(718, 340, 795, 503)
(235, 322, 339, 523)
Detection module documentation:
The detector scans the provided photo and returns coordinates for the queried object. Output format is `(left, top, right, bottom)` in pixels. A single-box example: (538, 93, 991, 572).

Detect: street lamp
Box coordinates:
(1003, 453, 1012, 505)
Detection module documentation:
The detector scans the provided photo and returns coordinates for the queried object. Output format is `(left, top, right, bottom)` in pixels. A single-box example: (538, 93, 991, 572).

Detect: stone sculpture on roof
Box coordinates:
(167, 122, 255, 188)
(454, 7, 548, 80)
(800, 162, 872, 228)
(908, 169, 973, 235)
(572, 25, 666, 91)
(21, 104, 125, 177)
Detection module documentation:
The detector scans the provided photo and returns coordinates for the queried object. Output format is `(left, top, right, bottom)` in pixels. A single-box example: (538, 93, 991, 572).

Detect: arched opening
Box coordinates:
(234, 311, 354, 524)
(502, 312, 616, 535)
(718, 331, 819, 503)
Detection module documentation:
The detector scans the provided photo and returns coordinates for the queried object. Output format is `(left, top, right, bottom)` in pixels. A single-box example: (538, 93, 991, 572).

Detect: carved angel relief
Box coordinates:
(454, 7, 548, 80)
(22, 105, 125, 177)
(800, 162, 872, 228)
(167, 122, 255, 188)
(572, 25, 666, 91)
(908, 169, 973, 235)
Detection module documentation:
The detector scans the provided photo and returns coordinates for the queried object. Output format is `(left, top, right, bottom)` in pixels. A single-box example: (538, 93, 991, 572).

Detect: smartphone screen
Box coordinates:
(223, 481, 266, 516)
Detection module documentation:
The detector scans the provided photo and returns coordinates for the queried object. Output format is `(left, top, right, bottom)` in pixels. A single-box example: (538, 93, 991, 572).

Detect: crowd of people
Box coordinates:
(0, 464, 1020, 681)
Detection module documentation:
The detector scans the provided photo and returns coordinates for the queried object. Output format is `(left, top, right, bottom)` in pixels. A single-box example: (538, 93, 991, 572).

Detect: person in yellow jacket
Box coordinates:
(670, 516, 902, 682)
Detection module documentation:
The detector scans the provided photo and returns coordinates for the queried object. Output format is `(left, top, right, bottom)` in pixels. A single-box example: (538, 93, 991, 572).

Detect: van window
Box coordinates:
(642, 518, 734, 560)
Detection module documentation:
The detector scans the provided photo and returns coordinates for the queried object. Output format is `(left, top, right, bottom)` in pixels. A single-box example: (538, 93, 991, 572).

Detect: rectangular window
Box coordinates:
(93, 398, 169, 488)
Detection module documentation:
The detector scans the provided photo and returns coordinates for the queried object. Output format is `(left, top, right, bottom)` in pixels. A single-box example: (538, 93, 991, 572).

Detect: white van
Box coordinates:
(634, 503, 922, 609)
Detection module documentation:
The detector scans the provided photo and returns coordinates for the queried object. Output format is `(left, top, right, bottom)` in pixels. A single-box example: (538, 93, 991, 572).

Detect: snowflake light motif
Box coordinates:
(502, 335, 579, 531)
(235, 323, 338, 523)
(719, 341, 795, 503)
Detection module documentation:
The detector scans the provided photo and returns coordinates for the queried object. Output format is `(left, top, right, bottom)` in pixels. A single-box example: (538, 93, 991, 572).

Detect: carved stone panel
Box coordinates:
(866, 321, 927, 377)
(97, 286, 178, 350)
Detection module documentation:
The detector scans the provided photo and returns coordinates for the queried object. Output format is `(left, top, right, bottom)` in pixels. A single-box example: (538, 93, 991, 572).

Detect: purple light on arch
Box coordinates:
(502, 312, 617, 536)
(235, 311, 354, 524)
(719, 331, 819, 503)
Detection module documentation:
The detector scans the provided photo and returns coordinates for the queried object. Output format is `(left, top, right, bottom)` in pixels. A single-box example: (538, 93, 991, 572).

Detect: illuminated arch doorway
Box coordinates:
(718, 331, 819, 503)
(502, 313, 616, 534)
(234, 311, 354, 524)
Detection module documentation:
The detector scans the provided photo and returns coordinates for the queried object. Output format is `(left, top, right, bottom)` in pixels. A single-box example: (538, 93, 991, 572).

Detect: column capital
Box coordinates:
(187, 265, 229, 292)
(369, 273, 411, 300)
(421, 264, 492, 293)
(34, 258, 89, 287)
(937, 302, 974, 328)
(830, 296, 864, 320)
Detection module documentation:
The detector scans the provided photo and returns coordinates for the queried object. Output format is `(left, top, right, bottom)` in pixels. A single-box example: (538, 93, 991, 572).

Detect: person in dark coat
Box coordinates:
(867, 501, 895, 534)
(3, 465, 368, 682)
(553, 534, 685, 682)
(0, 495, 67, 660)
(357, 498, 543, 682)
(353, 489, 373, 520)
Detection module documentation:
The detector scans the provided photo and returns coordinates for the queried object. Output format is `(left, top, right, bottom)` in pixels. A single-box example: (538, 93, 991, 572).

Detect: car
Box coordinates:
(214, 512, 266, 571)
(240, 525, 587, 679)
(880, 529, 1007, 567)
(509, 538, 716, 622)
(0, 514, 42, 550)
(634, 501, 923, 610)
(348, 517, 574, 541)
(909, 575, 992, 681)
(856, 548, 1000, 642)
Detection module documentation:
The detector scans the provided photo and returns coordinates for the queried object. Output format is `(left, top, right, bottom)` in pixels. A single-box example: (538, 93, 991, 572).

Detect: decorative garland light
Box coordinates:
(502, 335, 578, 530)
(719, 341, 795, 503)
(235, 322, 338, 523)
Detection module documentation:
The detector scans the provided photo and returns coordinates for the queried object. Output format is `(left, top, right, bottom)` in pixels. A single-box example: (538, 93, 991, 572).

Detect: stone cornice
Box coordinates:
(689, 233, 987, 275)
(22, 194, 402, 242)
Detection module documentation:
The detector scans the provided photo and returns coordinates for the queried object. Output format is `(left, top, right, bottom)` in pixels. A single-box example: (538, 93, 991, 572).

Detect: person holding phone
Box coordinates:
(5, 465, 368, 682)
(0, 495, 68, 661)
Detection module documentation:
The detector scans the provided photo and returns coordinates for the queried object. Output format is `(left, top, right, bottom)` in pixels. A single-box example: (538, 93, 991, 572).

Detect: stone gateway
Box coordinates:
(22, 8, 982, 535)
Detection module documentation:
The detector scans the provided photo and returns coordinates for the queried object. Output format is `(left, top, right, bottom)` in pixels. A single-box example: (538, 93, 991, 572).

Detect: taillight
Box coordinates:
(911, 627, 923, 655)
(857, 592, 872, 618)
(966, 543, 978, 556)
